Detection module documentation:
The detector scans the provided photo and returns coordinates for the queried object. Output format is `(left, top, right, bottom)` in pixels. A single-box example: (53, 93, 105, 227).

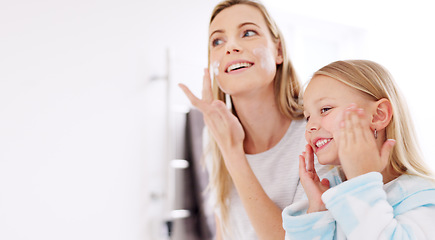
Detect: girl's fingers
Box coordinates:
(348, 106, 375, 143)
(344, 106, 355, 142)
(299, 155, 307, 176)
(380, 139, 396, 165)
(342, 104, 371, 144)
(305, 145, 315, 172)
(321, 178, 330, 188)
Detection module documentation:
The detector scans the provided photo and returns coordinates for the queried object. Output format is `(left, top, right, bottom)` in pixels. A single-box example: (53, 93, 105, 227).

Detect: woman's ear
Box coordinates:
(371, 98, 393, 130)
(275, 41, 283, 65)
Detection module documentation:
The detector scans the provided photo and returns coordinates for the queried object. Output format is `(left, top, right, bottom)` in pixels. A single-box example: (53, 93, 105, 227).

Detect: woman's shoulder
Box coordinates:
(281, 119, 307, 144)
(288, 118, 307, 133)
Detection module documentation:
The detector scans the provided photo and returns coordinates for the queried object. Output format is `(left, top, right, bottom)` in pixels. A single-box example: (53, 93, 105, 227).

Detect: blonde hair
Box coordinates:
(313, 59, 434, 181)
(206, 0, 303, 236)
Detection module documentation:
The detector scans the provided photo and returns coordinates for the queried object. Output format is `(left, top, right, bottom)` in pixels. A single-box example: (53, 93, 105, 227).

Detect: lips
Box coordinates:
(225, 60, 254, 73)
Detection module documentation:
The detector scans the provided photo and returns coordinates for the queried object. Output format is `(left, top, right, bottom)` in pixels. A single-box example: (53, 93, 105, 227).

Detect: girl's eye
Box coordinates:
(243, 30, 257, 37)
(212, 38, 223, 47)
(321, 107, 332, 114)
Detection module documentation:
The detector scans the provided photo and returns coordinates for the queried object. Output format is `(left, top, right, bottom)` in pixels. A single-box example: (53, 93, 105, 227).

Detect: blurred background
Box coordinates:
(1, 0, 434, 239)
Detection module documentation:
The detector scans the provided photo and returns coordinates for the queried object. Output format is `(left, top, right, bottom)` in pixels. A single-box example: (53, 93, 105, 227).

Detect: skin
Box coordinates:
(179, 4, 288, 240)
(301, 75, 398, 213)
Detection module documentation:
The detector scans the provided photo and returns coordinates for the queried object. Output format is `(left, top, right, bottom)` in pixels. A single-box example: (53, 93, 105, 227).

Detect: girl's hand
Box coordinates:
(299, 144, 330, 213)
(336, 104, 395, 179)
(178, 69, 245, 159)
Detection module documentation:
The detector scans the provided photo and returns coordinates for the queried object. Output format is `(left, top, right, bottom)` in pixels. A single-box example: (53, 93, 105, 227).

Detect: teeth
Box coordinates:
(227, 62, 252, 72)
(315, 139, 331, 148)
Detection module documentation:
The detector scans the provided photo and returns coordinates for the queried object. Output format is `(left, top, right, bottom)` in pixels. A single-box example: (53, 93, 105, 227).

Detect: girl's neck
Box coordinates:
(381, 164, 401, 184)
(232, 91, 292, 154)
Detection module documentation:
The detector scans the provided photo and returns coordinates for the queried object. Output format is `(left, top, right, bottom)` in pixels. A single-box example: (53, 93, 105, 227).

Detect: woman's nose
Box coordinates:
(225, 38, 242, 54)
(226, 48, 240, 54)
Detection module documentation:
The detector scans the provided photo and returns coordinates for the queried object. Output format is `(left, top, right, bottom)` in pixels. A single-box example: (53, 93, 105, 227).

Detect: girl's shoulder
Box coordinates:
(386, 174, 435, 215)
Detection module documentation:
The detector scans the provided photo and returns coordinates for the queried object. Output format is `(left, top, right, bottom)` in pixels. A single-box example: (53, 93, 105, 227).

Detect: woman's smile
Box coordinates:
(225, 61, 254, 73)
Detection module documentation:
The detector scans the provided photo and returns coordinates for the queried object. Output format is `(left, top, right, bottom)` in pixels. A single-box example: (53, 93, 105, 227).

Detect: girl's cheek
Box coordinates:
(333, 111, 344, 128)
(305, 131, 310, 143)
(322, 113, 343, 133)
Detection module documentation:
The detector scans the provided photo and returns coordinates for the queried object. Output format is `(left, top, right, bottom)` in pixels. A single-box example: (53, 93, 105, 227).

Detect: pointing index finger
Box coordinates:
(178, 83, 206, 111)
(202, 68, 214, 103)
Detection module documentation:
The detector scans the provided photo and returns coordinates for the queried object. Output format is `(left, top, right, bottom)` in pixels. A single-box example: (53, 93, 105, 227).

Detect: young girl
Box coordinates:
(282, 60, 435, 239)
(179, 0, 327, 239)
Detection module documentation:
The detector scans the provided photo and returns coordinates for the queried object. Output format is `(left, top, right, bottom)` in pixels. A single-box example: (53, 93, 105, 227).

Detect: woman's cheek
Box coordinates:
(211, 60, 220, 77)
(252, 47, 276, 75)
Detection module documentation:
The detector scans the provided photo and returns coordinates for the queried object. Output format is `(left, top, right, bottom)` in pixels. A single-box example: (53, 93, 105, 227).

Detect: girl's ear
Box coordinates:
(275, 41, 283, 65)
(371, 98, 393, 130)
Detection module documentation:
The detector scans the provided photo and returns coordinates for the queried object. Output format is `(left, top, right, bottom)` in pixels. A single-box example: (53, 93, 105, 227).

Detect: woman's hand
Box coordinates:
(299, 144, 330, 213)
(336, 104, 395, 180)
(178, 69, 245, 159)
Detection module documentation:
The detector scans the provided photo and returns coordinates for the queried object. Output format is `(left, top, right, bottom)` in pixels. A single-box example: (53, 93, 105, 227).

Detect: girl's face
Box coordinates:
(209, 4, 282, 97)
(303, 75, 374, 165)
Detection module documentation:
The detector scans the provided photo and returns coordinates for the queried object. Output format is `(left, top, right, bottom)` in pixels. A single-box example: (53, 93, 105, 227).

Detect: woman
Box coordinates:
(179, 0, 326, 239)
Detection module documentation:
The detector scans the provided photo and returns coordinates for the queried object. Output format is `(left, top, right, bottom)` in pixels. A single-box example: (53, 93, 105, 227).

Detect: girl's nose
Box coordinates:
(306, 122, 319, 133)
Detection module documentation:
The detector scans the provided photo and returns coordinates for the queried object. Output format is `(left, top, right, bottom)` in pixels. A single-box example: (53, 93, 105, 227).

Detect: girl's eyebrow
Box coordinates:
(313, 96, 333, 104)
(209, 22, 260, 40)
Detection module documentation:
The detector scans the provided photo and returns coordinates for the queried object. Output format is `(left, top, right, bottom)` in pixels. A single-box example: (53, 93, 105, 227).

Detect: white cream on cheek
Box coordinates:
(212, 61, 220, 76)
(252, 47, 275, 75)
(210, 60, 226, 92)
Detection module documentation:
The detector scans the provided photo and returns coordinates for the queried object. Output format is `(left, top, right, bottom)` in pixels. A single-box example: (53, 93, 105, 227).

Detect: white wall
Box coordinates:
(0, 0, 151, 239)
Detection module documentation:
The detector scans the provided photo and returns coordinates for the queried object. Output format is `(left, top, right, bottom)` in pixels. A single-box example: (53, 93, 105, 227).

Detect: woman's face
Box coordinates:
(303, 75, 375, 165)
(209, 4, 282, 97)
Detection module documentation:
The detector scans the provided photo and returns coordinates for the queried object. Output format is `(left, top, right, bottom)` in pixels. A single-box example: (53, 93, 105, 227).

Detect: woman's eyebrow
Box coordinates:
(239, 22, 259, 28)
(209, 29, 224, 40)
(209, 22, 260, 39)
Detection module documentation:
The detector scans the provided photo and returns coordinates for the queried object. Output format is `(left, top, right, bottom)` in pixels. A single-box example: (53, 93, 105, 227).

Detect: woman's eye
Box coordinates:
(321, 107, 331, 114)
(243, 30, 257, 37)
(212, 38, 223, 47)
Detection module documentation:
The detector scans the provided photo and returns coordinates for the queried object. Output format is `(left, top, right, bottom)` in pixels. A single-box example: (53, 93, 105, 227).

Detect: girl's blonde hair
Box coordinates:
(314, 59, 434, 180)
(206, 0, 303, 236)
